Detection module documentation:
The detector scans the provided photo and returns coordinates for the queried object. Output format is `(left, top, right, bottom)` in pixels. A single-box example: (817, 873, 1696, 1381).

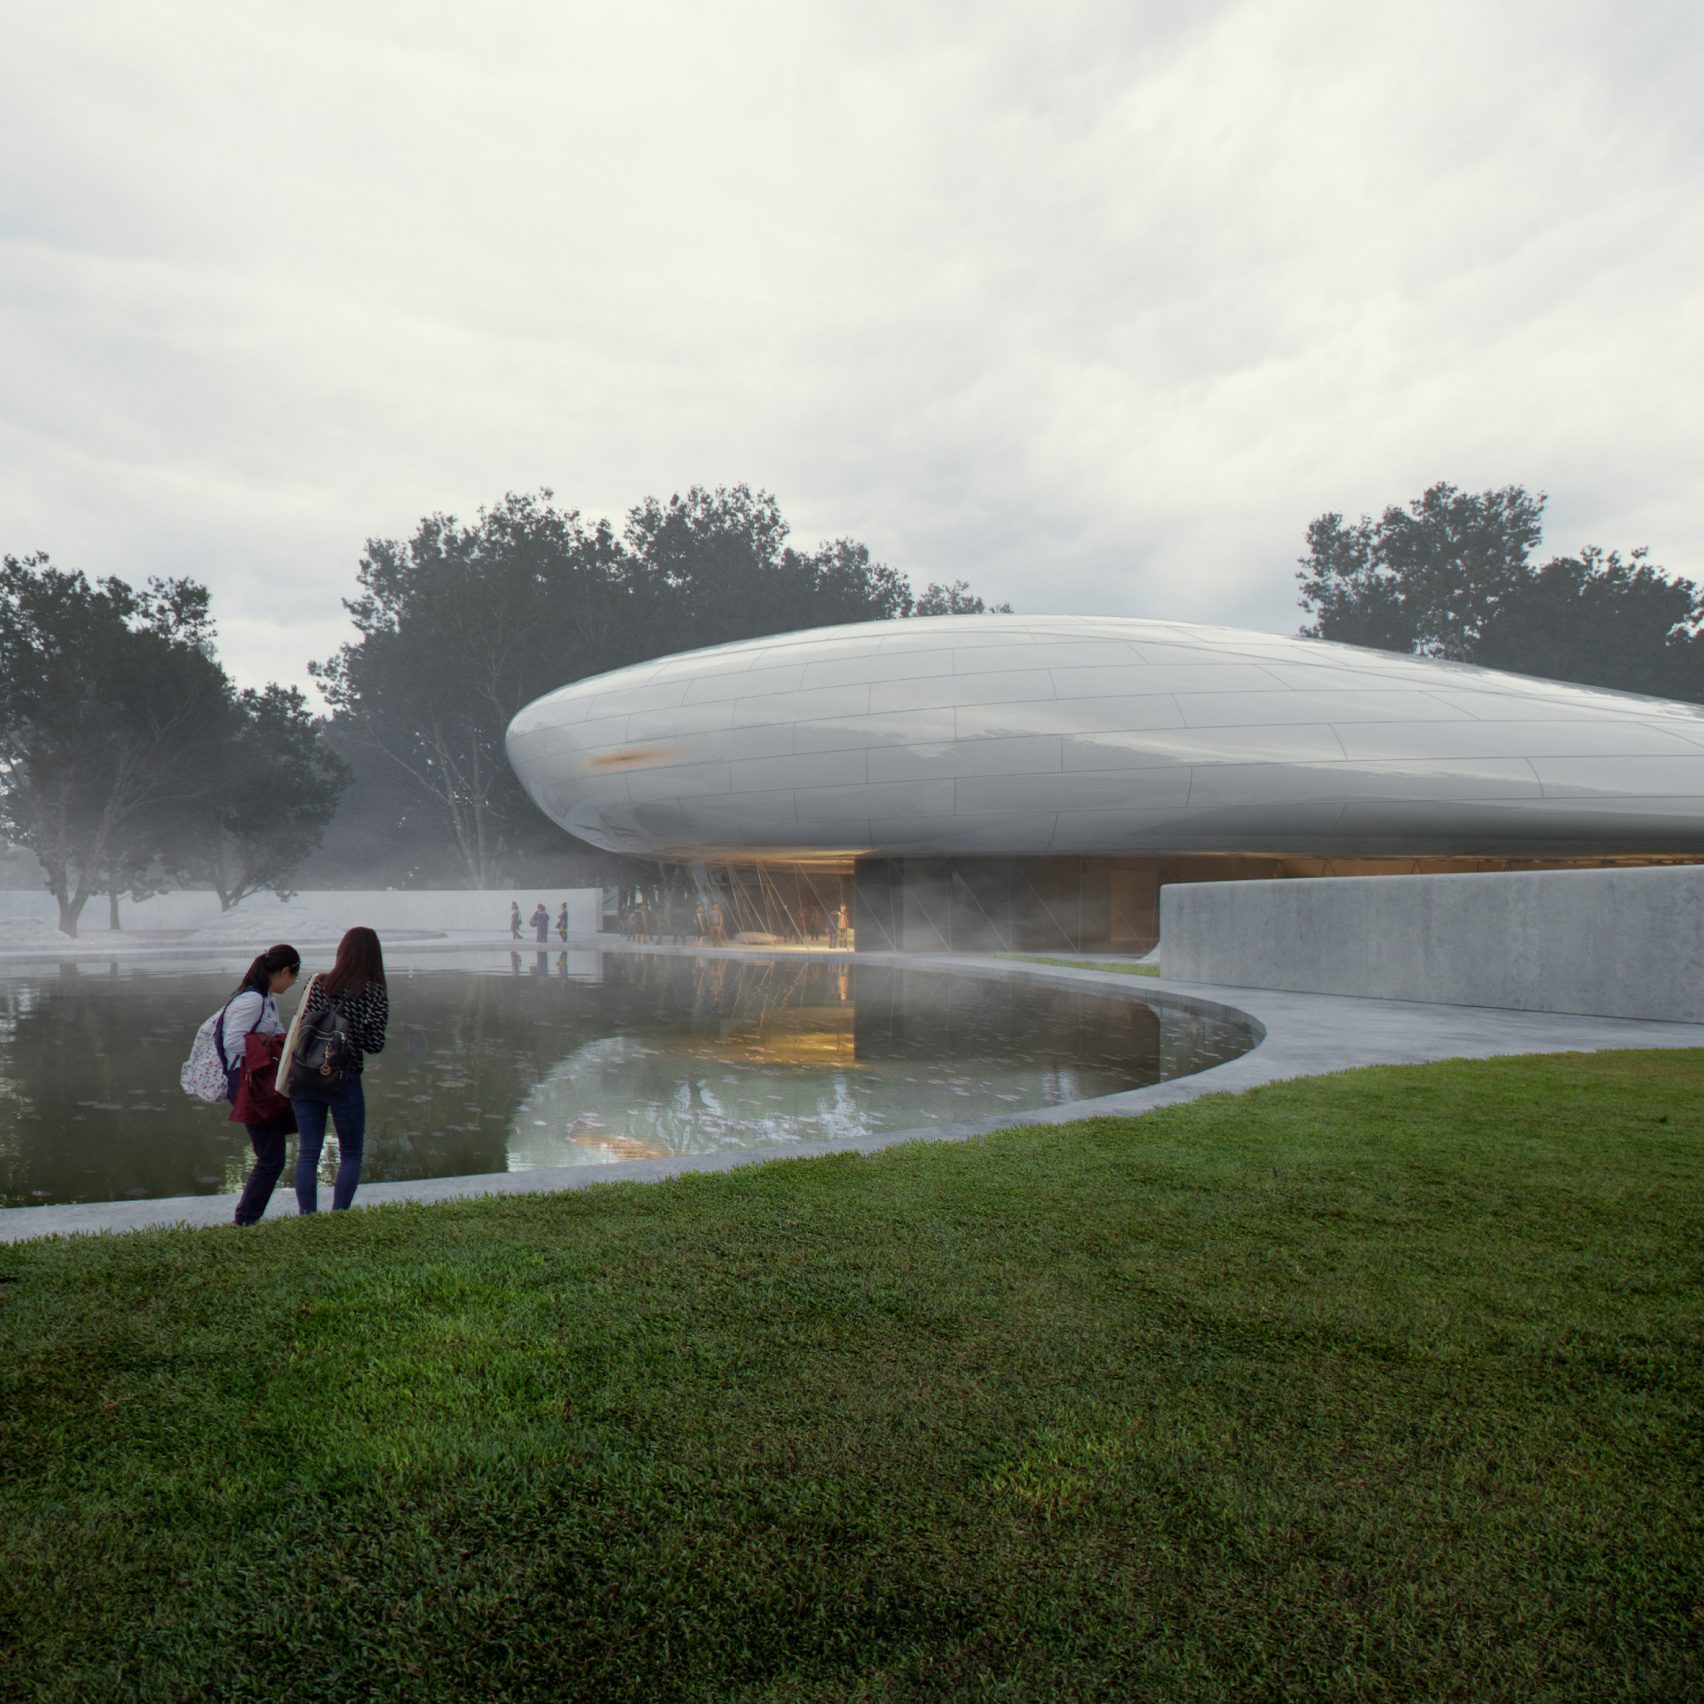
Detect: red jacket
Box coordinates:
(231, 1032, 296, 1130)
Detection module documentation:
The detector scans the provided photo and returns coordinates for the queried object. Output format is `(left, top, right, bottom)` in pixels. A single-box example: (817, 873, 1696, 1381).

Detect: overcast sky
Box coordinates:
(4, 0, 1700, 699)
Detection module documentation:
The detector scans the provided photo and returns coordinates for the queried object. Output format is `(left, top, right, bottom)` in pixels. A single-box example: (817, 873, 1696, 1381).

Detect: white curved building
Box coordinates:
(507, 614, 1704, 861)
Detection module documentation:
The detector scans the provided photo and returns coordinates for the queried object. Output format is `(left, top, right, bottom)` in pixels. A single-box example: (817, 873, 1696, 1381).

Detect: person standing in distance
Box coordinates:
(531, 902, 550, 943)
(509, 901, 522, 941)
(227, 943, 301, 1226)
(292, 926, 389, 1214)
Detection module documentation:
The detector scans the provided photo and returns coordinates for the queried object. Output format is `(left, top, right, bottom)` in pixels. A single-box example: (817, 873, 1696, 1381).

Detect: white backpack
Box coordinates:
(181, 1002, 237, 1102)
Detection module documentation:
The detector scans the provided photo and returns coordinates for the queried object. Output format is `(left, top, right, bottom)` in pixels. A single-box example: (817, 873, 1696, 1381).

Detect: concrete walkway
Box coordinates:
(4, 944, 1703, 1245)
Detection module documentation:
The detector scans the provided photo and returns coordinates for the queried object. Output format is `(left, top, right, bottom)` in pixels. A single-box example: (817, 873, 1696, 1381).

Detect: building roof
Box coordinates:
(505, 614, 1704, 859)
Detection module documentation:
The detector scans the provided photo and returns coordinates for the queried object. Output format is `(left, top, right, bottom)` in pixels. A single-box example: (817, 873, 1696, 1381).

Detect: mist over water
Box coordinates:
(0, 952, 1254, 1208)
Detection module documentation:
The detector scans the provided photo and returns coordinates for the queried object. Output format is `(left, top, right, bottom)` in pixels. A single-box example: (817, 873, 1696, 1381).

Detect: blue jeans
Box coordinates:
(292, 1074, 366, 1213)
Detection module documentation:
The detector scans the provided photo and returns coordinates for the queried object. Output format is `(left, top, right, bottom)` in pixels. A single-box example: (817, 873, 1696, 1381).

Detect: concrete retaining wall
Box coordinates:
(1161, 864, 1704, 1023)
(0, 888, 603, 937)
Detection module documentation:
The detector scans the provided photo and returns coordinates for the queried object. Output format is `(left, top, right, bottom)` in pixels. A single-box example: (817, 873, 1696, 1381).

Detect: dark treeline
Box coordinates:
(0, 556, 346, 935)
(1297, 482, 1703, 700)
(0, 484, 1009, 921)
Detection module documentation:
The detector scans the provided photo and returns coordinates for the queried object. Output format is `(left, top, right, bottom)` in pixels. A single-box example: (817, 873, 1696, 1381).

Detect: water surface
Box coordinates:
(0, 950, 1254, 1207)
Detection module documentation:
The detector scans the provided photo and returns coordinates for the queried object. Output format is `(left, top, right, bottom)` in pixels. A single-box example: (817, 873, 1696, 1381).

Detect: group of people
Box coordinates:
(506, 890, 855, 948)
(511, 901, 570, 943)
(216, 890, 854, 1228)
(224, 925, 390, 1227)
(512, 894, 730, 945)
(619, 897, 724, 945)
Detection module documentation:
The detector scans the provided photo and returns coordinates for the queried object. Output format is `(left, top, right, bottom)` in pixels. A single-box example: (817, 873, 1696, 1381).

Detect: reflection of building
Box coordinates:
(506, 615, 1704, 952)
(501, 958, 1248, 1165)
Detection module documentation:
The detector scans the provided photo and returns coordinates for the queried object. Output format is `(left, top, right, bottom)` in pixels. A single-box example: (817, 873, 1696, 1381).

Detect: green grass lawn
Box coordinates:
(993, 953, 1161, 977)
(3, 1052, 1701, 1703)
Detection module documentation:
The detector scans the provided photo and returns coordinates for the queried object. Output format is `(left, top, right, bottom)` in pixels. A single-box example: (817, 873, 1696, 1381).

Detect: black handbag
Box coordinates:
(288, 993, 358, 1100)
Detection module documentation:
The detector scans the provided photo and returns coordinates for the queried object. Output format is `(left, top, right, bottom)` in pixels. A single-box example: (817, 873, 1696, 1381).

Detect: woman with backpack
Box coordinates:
(290, 926, 389, 1214)
(226, 943, 302, 1227)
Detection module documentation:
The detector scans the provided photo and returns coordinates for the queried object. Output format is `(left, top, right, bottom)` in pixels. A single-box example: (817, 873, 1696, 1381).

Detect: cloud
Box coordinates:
(2, 0, 1700, 698)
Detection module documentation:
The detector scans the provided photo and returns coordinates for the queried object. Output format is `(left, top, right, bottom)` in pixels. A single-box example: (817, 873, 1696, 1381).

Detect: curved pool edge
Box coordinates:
(6, 943, 1704, 1245)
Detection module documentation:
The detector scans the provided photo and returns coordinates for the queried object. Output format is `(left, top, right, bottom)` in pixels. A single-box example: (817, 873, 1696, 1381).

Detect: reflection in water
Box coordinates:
(0, 953, 1253, 1207)
(509, 960, 1244, 1166)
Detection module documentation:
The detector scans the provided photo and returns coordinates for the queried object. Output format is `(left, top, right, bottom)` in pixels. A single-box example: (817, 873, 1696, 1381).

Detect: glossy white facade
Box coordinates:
(505, 615, 1704, 858)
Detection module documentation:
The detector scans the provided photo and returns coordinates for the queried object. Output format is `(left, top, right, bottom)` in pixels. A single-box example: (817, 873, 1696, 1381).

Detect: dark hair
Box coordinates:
(237, 943, 301, 997)
(324, 926, 385, 999)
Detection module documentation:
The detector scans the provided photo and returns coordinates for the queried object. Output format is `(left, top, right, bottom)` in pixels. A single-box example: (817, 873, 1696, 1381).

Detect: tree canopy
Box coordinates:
(914, 579, 1015, 616)
(1297, 483, 1702, 702)
(309, 492, 627, 890)
(312, 485, 1010, 887)
(5, 485, 1010, 899)
(1473, 547, 1703, 702)
(0, 554, 347, 933)
(191, 685, 351, 912)
(622, 485, 916, 647)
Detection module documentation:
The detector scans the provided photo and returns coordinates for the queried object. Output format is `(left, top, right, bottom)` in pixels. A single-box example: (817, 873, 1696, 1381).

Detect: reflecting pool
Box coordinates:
(0, 950, 1255, 1207)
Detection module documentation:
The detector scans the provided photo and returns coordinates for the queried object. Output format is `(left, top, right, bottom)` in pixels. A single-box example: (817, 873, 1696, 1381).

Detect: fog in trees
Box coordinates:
(0, 555, 348, 935)
(1, 485, 1013, 912)
(306, 484, 1012, 890)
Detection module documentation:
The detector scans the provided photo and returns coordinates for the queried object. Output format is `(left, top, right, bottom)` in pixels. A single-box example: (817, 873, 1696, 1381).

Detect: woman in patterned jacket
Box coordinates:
(291, 926, 389, 1214)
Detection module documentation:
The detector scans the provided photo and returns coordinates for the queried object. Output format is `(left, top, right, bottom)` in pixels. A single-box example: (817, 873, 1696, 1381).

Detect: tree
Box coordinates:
(0, 555, 233, 936)
(311, 485, 1009, 888)
(913, 579, 1014, 616)
(293, 729, 479, 888)
(1295, 482, 1703, 705)
(1474, 547, 1704, 703)
(95, 837, 174, 933)
(1297, 483, 1546, 659)
(311, 491, 633, 889)
(622, 484, 913, 652)
(0, 554, 347, 931)
(178, 685, 352, 910)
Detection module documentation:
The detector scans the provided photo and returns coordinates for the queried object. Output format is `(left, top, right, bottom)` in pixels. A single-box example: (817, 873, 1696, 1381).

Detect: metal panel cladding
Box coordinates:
(504, 615, 1704, 858)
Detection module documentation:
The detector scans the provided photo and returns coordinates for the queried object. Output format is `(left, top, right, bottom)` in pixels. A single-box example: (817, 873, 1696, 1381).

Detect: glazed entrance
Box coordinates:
(618, 851, 1704, 956)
